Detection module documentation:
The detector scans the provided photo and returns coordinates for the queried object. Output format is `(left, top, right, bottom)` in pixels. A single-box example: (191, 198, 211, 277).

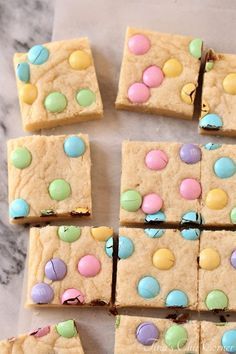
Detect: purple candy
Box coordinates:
(45, 258, 67, 281)
(180, 144, 201, 164)
(136, 322, 159, 346)
(31, 283, 54, 304)
(231, 250, 236, 269)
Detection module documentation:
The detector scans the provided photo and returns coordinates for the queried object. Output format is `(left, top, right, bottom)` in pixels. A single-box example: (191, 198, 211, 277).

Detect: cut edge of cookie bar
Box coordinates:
(13, 38, 103, 132)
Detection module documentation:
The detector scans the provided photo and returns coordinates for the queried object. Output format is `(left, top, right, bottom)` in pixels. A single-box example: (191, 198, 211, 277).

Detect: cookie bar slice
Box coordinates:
(26, 226, 113, 307)
(201, 321, 236, 353)
(8, 134, 91, 224)
(14, 38, 103, 131)
(200, 50, 236, 137)
(114, 315, 199, 354)
(115, 228, 199, 309)
(0, 320, 84, 354)
(116, 27, 202, 120)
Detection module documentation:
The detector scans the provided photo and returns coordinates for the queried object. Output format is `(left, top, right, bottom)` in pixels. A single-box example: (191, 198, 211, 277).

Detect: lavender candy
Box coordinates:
(45, 258, 67, 281)
(136, 322, 159, 346)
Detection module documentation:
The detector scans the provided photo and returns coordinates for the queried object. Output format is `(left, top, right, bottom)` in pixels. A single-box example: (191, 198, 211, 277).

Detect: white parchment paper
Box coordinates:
(18, 1, 236, 353)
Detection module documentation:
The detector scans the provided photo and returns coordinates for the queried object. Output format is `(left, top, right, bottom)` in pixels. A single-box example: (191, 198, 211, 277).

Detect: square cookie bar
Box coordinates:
(14, 38, 103, 131)
(115, 228, 199, 309)
(200, 143, 236, 226)
(201, 321, 236, 354)
(26, 225, 113, 307)
(200, 49, 236, 137)
(0, 320, 84, 354)
(120, 141, 202, 226)
(115, 315, 200, 354)
(8, 134, 92, 224)
(198, 230, 236, 311)
(116, 27, 202, 120)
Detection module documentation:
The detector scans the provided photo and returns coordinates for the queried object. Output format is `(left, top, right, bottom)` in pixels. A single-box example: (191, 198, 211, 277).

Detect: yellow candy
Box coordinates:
(199, 248, 221, 270)
(223, 73, 236, 95)
(180, 83, 196, 104)
(91, 226, 113, 241)
(152, 248, 175, 270)
(69, 50, 91, 70)
(200, 100, 210, 118)
(205, 188, 228, 210)
(20, 84, 38, 104)
(163, 58, 183, 77)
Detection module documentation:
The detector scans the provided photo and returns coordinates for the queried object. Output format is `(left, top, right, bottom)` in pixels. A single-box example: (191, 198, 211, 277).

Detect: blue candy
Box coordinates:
(221, 329, 236, 353)
(28, 45, 49, 65)
(9, 198, 30, 218)
(105, 236, 134, 259)
(144, 229, 165, 238)
(16, 62, 30, 82)
(181, 211, 203, 225)
(145, 211, 166, 223)
(181, 228, 201, 240)
(64, 136, 86, 157)
(105, 237, 114, 258)
(214, 157, 236, 179)
(137, 276, 160, 299)
(165, 290, 189, 307)
(199, 113, 223, 130)
(204, 143, 221, 151)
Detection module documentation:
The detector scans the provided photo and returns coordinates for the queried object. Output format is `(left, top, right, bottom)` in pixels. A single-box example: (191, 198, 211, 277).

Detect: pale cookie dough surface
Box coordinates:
(14, 38, 103, 131)
(120, 141, 201, 225)
(116, 228, 199, 309)
(200, 52, 236, 137)
(8, 134, 91, 224)
(115, 315, 199, 354)
(26, 226, 112, 307)
(116, 27, 201, 120)
(199, 231, 236, 311)
(0, 321, 84, 354)
(200, 145, 236, 226)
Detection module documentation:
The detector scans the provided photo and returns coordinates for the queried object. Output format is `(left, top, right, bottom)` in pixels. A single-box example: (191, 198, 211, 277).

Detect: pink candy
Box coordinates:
(143, 66, 164, 88)
(128, 34, 151, 55)
(61, 288, 85, 305)
(78, 254, 101, 277)
(141, 193, 163, 214)
(32, 326, 50, 338)
(128, 83, 150, 103)
(145, 150, 168, 170)
(180, 178, 201, 200)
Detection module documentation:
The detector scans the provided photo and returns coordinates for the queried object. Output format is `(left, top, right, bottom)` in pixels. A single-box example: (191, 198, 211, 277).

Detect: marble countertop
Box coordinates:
(0, 0, 54, 338)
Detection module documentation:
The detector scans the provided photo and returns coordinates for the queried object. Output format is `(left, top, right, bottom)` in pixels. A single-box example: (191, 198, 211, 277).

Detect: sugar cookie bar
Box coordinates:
(200, 50, 236, 137)
(26, 226, 113, 307)
(201, 321, 236, 353)
(115, 228, 199, 309)
(14, 38, 103, 131)
(0, 320, 84, 354)
(116, 27, 202, 120)
(115, 315, 200, 354)
(8, 134, 91, 224)
(199, 230, 236, 312)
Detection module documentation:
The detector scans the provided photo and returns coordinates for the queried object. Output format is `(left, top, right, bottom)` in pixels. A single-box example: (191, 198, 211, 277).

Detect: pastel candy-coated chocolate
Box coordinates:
(199, 248, 221, 270)
(44, 92, 67, 113)
(56, 320, 77, 338)
(49, 179, 71, 201)
(76, 88, 96, 107)
(120, 189, 142, 212)
(91, 226, 113, 241)
(221, 329, 236, 353)
(162, 58, 183, 77)
(137, 276, 160, 299)
(33, 326, 50, 338)
(9, 198, 30, 218)
(144, 229, 165, 238)
(205, 188, 228, 210)
(145, 149, 168, 170)
(180, 83, 196, 104)
(78, 254, 101, 277)
(231, 208, 236, 224)
(58, 226, 81, 243)
(61, 288, 85, 305)
(205, 290, 228, 310)
(199, 113, 223, 130)
(117, 236, 134, 259)
(136, 322, 159, 346)
(205, 60, 214, 72)
(142, 193, 163, 214)
(31, 283, 54, 304)
(165, 290, 189, 307)
(145, 211, 166, 223)
(180, 228, 201, 240)
(128, 83, 150, 103)
(181, 211, 203, 225)
(230, 250, 236, 269)
(152, 248, 175, 270)
(204, 142, 221, 150)
(20, 83, 38, 104)
(164, 325, 188, 349)
(128, 34, 151, 55)
(214, 157, 236, 179)
(179, 178, 201, 200)
(223, 73, 236, 95)
(189, 38, 203, 59)
(11, 147, 32, 169)
(179, 143, 201, 164)
(45, 258, 67, 281)
(16, 62, 30, 82)
(105, 236, 114, 258)
(64, 136, 86, 157)
(28, 44, 49, 65)
(142, 65, 164, 88)
(69, 50, 91, 70)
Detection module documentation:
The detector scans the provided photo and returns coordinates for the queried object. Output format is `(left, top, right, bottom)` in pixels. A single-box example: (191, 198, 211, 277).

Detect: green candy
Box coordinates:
(165, 324, 188, 349)
(48, 179, 71, 201)
(56, 320, 77, 338)
(44, 92, 67, 113)
(230, 208, 236, 224)
(11, 147, 32, 169)
(189, 38, 203, 59)
(76, 88, 96, 107)
(120, 190, 142, 212)
(205, 290, 228, 310)
(58, 226, 81, 242)
(205, 60, 214, 72)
